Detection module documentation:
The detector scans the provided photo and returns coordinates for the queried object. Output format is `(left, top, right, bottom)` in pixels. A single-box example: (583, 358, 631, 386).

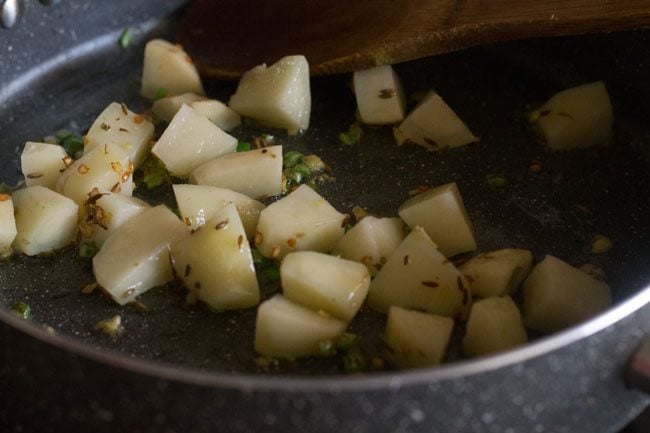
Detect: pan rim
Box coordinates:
(1, 282, 648, 392)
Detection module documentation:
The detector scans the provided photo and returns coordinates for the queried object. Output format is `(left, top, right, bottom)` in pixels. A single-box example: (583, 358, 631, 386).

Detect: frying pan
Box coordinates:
(1, 0, 649, 431)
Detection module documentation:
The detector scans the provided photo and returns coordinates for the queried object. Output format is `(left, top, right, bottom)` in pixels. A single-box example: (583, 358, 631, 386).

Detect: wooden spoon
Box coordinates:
(178, 0, 650, 80)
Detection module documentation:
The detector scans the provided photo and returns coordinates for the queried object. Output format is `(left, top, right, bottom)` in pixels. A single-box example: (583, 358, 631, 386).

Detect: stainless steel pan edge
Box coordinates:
(1, 0, 649, 432)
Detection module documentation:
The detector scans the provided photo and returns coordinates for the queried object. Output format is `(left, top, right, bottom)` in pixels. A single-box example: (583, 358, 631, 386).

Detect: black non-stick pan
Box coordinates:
(1, 1, 649, 432)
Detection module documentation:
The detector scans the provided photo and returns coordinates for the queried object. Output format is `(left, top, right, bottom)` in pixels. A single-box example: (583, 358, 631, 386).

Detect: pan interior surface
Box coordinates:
(1, 20, 649, 376)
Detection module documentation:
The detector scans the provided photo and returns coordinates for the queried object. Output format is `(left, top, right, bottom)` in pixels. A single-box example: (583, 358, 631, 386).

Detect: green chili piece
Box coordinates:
(339, 124, 363, 145)
(119, 28, 133, 49)
(485, 173, 507, 188)
(140, 155, 170, 189)
(261, 265, 280, 283)
(237, 141, 252, 152)
(283, 151, 304, 168)
(154, 87, 167, 100)
(78, 240, 98, 260)
(12, 301, 31, 319)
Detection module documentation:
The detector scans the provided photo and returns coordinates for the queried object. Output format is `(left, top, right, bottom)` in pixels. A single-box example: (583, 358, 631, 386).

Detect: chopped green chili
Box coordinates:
(78, 240, 98, 260)
(283, 151, 304, 168)
(251, 247, 281, 283)
(119, 28, 133, 49)
(139, 155, 170, 189)
(591, 234, 613, 254)
(485, 173, 507, 188)
(236, 141, 252, 152)
(339, 123, 363, 145)
(154, 87, 167, 100)
(49, 129, 84, 158)
(335, 332, 367, 373)
(11, 301, 31, 319)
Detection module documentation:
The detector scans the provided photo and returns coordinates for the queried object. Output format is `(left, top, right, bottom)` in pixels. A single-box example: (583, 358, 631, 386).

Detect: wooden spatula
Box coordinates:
(178, 0, 650, 80)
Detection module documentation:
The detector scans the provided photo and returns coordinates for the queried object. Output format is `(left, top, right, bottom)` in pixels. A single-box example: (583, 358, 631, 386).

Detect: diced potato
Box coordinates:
(55, 143, 134, 207)
(254, 295, 346, 358)
(0, 194, 17, 256)
(229, 55, 311, 134)
(532, 81, 613, 150)
(152, 104, 237, 177)
(255, 184, 346, 259)
(152, 93, 205, 123)
(93, 205, 189, 305)
(368, 226, 470, 318)
(353, 65, 406, 125)
(189, 145, 283, 199)
(332, 216, 405, 276)
(395, 91, 478, 150)
(385, 306, 454, 368)
(84, 102, 155, 168)
(281, 251, 370, 322)
(20, 141, 68, 189)
(170, 203, 259, 310)
(173, 184, 264, 239)
(84, 193, 150, 247)
(190, 99, 242, 131)
(398, 182, 477, 257)
(523, 255, 612, 333)
(12, 186, 78, 256)
(460, 248, 533, 298)
(461, 296, 527, 357)
(141, 39, 204, 99)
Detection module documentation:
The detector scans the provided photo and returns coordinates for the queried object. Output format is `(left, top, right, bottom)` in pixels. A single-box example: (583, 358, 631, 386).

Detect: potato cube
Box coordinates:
(189, 145, 283, 199)
(229, 55, 311, 134)
(532, 81, 613, 150)
(152, 104, 237, 177)
(368, 226, 470, 318)
(398, 182, 477, 257)
(254, 295, 346, 358)
(385, 306, 454, 368)
(171, 203, 259, 310)
(460, 248, 533, 298)
(523, 255, 612, 333)
(85, 102, 154, 168)
(255, 184, 346, 259)
(281, 251, 370, 321)
(353, 65, 406, 125)
(332, 216, 404, 276)
(93, 205, 189, 305)
(0, 194, 17, 256)
(12, 186, 78, 256)
(173, 184, 264, 239)
(21, 142, 68, 189)
(190, 99, 242, 131)
(85, 193, 149, 247)
(141, 39, 204, 99)
(55, 143, 134, 207)
(152, 93, 205, 123)
(395, 91, 478, 150)
(462, 296, 527, 357)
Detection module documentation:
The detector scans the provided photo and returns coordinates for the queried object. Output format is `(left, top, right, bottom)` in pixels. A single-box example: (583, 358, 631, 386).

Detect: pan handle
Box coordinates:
(627, 335, 650, 394)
